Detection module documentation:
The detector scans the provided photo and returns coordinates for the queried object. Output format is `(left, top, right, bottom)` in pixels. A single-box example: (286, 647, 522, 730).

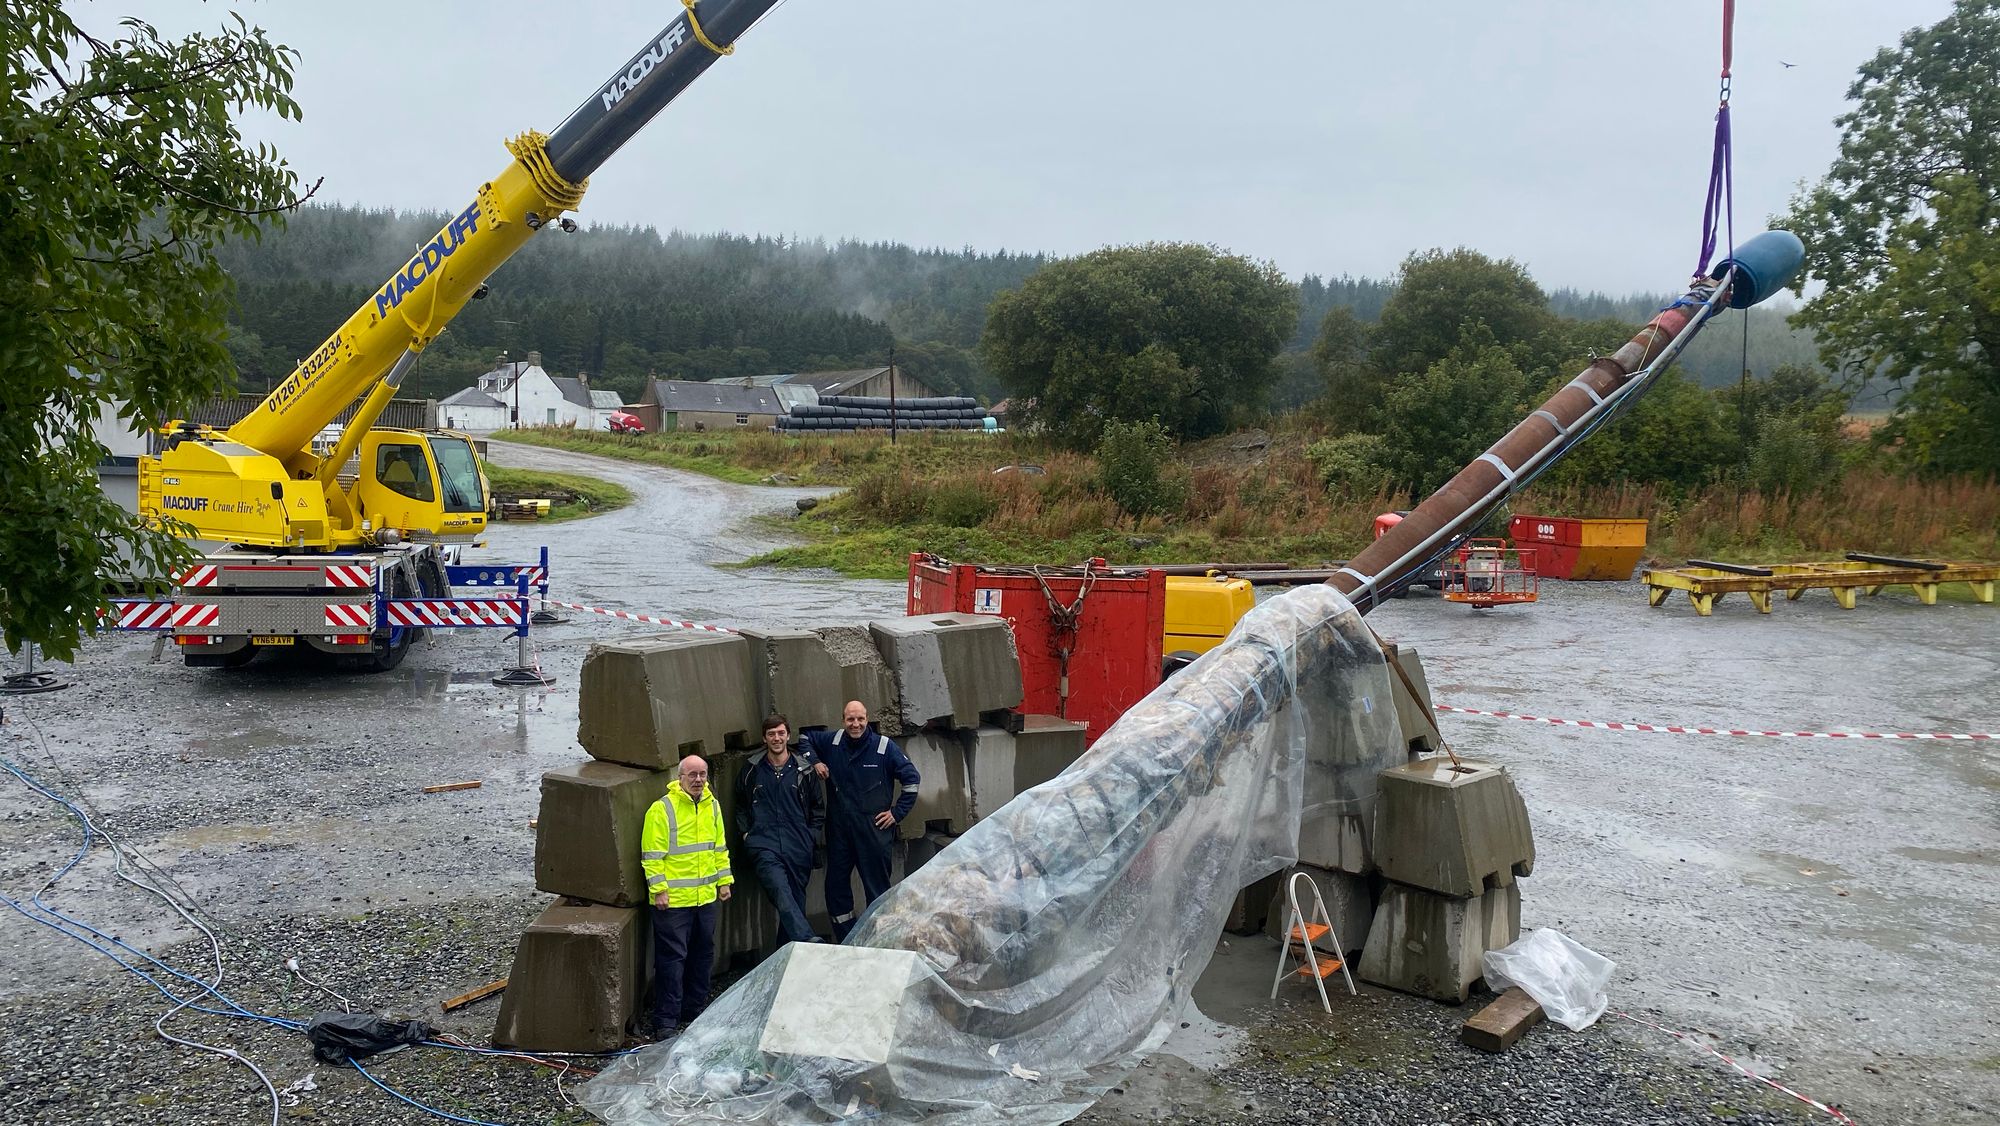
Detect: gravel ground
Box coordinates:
(1081, 992, 1823, 1125)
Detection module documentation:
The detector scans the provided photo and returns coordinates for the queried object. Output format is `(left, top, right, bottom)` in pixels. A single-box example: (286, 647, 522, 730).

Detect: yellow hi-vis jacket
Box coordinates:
(641, 781, 733, 908)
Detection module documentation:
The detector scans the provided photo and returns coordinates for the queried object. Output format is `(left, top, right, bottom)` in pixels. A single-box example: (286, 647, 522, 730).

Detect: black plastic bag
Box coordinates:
(306, 1012, 434, 1063)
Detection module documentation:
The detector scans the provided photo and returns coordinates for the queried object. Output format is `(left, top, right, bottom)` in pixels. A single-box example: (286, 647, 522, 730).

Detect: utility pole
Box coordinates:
(888, 345, 898, 445)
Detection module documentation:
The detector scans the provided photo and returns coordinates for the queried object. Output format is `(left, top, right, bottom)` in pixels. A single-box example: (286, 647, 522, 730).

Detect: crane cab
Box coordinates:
(353, 429, 489, 542)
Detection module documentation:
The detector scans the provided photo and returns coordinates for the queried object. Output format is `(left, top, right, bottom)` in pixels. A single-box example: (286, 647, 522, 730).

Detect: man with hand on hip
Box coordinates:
(802, 701, 919, 940)
(640, 754, 731, 1039)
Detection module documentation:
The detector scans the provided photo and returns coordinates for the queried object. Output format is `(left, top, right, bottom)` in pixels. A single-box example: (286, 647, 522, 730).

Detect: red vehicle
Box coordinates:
(607, 410, 645, 434)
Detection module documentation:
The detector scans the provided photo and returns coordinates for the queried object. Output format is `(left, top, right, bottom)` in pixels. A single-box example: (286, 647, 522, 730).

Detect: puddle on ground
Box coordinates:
(1892, 846, 1998, 868)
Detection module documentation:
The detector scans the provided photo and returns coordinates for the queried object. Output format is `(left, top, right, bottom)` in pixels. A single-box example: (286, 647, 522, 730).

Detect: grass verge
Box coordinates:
(480, 461, 632, 523)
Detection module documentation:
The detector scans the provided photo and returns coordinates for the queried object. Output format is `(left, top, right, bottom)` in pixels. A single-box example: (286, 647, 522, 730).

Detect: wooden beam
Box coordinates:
(441, 978, 508, 1012)
(1460, 988, 1545, 1054)
(422, 780, 483, 794)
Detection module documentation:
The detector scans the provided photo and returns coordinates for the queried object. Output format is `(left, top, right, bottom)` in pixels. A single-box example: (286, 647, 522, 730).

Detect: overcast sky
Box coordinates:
(83, 0, 1949, 295)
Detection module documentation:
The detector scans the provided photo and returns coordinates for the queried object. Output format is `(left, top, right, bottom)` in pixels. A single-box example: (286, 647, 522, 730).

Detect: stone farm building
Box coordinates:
(629, 367, 946, 433)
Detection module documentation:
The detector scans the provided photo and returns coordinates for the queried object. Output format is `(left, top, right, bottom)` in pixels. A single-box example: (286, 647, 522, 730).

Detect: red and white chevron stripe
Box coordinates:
(324, 563, 375, 588)
(116, 601, 175, 630)
(324, 603, 375, 628)
(514, 565, 547, 585)
(179, 564, 219, 588)
(1434, 704, 1996, 741)
(170, 603, 220, 628)
(384, 599, 524, 628)
(543, 599, 739, 635)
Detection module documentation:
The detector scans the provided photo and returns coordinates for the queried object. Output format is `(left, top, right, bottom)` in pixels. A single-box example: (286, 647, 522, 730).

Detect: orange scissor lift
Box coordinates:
(1443, 539, 1540, 609)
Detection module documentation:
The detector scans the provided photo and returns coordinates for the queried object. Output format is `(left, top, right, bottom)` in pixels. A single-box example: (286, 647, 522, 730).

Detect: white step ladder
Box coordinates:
(1268, 871, 1357, 1012)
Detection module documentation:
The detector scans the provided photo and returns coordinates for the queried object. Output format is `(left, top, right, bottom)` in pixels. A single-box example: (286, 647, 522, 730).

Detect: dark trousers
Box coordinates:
(750, 847, 817, 945)
(825, 824, 895, 940)
(650, 900, 718, 1027)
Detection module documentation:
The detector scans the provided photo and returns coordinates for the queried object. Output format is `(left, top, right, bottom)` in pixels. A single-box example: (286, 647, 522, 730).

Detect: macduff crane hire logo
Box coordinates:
(598, 21, 689, 111)
(373, 202, 485, 318)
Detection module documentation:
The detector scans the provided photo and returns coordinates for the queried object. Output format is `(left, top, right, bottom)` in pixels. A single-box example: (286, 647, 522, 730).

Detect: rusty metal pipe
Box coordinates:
(1330, 272, 1737, 614)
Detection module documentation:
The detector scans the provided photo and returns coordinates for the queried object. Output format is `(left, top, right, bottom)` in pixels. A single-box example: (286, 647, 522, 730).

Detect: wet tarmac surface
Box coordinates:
(1365, 578, 1999, 1123)
(1, 444, 1992, 1123)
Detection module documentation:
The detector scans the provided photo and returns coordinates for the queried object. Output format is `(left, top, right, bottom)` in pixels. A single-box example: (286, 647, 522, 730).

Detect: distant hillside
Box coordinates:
(216, 205, 1841, 409)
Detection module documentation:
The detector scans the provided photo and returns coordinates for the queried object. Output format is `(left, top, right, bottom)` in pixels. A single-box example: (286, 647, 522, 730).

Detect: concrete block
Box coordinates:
(1293, 642, 1406, 875)
(1373, 758, 1535, 898)
(1358, 882, 1521, 1003)
(533, 762, 672, 907)
(904, 830, 956, 875)
(1225, 869, 1287, 936)
(868, 614, 1024, 730)
(738, 628, 846, 732)
(961, 724, 1019, 823)
(1382, 641, 1442, 756)
(812, 626, 901, 733)
(1262, 866, 1374, 956)
(578, 633, 758, 769)
(493, 902, 646, 1052)
(1012, 713, 1089, 792)
(897, 732, 970, 840)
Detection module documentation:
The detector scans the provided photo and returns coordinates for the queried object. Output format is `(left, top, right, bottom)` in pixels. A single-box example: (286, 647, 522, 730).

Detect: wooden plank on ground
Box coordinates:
(422, 780, 483, 794)
(1460, 987, 1545, 1054)
(441, 978, 508, 1011)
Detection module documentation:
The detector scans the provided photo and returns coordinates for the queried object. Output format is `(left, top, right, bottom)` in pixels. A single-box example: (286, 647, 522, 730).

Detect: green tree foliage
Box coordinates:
(1369, 249, 1559, 377)
(1310, 306, 1389, 433)
(1538, 369, 1733, 492)
(1305, 433, 1390, 495)
(1, 7, 304, 658)
(1783, 0, 2000, 475)
(1095, 419, 1187, 521)
(1375, 339, 1533, 495)
(980, 244, 1298, 449)
(216, 211, 1046, 402)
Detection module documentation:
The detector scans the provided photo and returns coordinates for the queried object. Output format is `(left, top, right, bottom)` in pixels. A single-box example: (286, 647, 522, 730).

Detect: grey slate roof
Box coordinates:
(740, 368, 888, 394)
(440, 387, 506, 409)
(589, 389, 623, 409)
(646, 379, 787, 415)
(549, 376, 592, 410)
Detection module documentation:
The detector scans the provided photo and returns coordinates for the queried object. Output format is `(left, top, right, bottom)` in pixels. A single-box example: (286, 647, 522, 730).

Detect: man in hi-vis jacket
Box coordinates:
(640, 754, 731, 1038)
(802, 701, 919, 940)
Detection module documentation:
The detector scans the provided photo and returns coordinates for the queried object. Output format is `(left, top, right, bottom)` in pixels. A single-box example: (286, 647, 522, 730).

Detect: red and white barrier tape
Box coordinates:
(543, 599, 739, 635)
(1614, 1011, 1858, 1123)
(1434, 704, 1994, 742)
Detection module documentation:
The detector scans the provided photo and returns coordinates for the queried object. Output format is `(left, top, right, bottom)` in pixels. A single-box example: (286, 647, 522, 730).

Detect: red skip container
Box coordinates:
(1507, 515, 1650, 581)
(907, 553, 1163, 745)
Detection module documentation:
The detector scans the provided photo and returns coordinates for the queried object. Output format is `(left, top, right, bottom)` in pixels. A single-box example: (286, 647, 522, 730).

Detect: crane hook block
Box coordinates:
(1710, 230, 1805, 309)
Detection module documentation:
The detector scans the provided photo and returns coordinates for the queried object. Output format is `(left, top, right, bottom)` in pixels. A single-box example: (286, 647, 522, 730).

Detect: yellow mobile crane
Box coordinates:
(134, 0, 779, 670)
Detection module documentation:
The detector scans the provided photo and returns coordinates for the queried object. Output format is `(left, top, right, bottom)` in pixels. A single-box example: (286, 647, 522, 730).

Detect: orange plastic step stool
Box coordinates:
(1268, 872, 1357, 1012)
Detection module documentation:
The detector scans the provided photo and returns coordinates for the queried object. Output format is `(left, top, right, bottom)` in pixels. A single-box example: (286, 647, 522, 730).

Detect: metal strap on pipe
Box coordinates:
(1477, 453, 1518, 482)
(1532, 409, 1568, 435)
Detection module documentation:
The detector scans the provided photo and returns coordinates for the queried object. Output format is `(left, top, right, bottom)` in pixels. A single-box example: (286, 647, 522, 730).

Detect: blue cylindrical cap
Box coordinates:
(1710, 230, 1806, 308)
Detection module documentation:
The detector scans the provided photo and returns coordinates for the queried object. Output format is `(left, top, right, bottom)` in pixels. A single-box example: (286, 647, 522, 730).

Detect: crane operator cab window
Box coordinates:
(375, 443, 435, 503)
(427, 435, 486, 514)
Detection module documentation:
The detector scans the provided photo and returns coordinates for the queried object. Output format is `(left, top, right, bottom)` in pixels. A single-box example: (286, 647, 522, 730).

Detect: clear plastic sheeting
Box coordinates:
(581, 586, 1402, 1125)
(1482, 929, 1617, 1031)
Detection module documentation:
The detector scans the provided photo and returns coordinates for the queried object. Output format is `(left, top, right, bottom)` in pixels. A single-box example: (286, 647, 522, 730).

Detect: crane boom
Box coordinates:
(226, 0, 778, 475)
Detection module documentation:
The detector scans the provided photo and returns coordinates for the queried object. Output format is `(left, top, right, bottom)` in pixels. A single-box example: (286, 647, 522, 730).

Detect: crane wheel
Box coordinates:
(356, 569, 416, 672)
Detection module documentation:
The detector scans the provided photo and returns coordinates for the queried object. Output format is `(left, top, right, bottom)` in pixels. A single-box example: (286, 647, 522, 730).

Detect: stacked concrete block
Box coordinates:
(960, 724, 1019, 823)
(577, 633, 758, 767)
(738, 627, 846, 732)
(1372, 759, 1535, 896)
(1358, 758, 1534, 1003)
(1012, 713, 1089, 792)
(533, 762, 673, 907)
(493, 903, 648, 1053)
(813, 626, 902, 732)
(868, 614, 1024, 730)
(899, 732, 972, 839)
(1381, 641, 1443, 756)
(1357, 882, 1521, 1003)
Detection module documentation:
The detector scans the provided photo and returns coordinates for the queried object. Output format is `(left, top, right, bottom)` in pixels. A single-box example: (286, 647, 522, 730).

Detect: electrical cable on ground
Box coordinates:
(0, 716, 626, 1126)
